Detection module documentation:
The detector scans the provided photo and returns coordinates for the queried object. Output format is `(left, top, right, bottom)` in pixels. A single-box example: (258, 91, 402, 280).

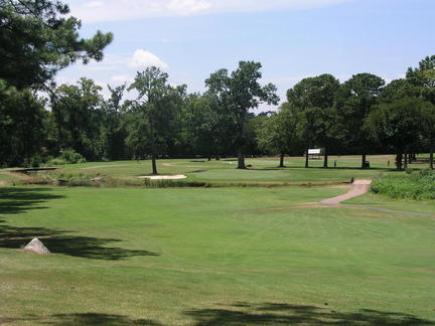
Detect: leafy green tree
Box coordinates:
(286, 74, 340, 168)
(180, 94, 225, 160)
(257, 104, 300, 167)
(102, 85, 127, 160)
(128, 67, 183, 175)
(406, 55, 435, 104)
(406, 56, 435, 169)
(51, 78, 105, 160)
(206, 61, 279, 169)
(287, 74, 339, 110)
(0, 80, 47, 166)
(420, 104, 435, 169)
(0, 0, 112, 89)
(335, 73, 385, 168)
(365, 97, 429, 170)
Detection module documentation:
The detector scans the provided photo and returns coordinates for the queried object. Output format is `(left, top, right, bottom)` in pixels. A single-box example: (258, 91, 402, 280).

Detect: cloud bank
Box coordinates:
(69, 0, 352, 23)
(129, 49, 169, 70)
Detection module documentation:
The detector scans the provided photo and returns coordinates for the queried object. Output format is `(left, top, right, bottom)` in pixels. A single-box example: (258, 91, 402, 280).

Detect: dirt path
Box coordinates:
(320, 180, 372, 206)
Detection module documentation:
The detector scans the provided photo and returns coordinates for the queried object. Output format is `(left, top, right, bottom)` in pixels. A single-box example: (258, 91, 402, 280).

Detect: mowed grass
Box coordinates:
(0, 186, 434, 325)
(12, 154, 428, 187)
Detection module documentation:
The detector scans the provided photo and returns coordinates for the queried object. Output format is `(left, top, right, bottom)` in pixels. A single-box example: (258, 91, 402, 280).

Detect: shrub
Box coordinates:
(371, 169, 435, 200)
(49, 149, 86, 165)
(30, 155, 42, 168)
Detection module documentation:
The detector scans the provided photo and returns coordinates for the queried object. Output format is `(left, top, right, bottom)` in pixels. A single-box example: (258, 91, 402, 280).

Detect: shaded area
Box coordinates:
(0, 221, 159, 260)
(1, 313, 162, 325)
(185, 302, 435, 325)
(0, 187, 159, 260)
(0, 187, 64, 215)
(48, 313, 162, 325)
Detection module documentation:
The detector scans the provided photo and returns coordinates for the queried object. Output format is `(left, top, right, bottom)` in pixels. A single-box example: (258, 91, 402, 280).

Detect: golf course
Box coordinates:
(1, 1, 434, 324)
(1, 156, 434, 325)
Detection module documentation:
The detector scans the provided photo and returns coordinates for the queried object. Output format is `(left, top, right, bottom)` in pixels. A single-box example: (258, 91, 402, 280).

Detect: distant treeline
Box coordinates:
(0, 1, 434, 172)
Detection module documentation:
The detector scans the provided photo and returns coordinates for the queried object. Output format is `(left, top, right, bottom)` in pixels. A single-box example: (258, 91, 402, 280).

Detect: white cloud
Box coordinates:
(69, 0, 352, 23)
(129, 49, 169, 70)
(84, 1, 103, 8)
(166, 0, 212, 15)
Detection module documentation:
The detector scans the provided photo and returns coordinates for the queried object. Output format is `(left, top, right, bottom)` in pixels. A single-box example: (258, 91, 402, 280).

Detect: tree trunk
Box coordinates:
(404, 153, 408, 170)
(410, 153, 416, 163)
(305, 149, 309, 168)
(151, 152, 158, 175)
(430, 140, 434, 170)
(279, 153, 285, 168)
(237, 153, 246, 169)
(361, 153, 367, 169)
(323, 149, 328, 168)
(395, 152, 403, 170)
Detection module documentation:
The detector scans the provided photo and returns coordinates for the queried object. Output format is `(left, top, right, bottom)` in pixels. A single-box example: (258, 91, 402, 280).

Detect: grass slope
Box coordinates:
(0, 186, 434, 325)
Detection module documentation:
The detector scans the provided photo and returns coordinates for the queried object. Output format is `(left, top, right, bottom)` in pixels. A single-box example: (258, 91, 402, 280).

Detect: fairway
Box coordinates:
(1, 155, 426, 188)
(1, 185, 434, 325)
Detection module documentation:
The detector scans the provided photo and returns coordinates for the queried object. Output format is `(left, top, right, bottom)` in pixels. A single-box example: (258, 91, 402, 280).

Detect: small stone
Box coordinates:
(23, 238, 50, 255)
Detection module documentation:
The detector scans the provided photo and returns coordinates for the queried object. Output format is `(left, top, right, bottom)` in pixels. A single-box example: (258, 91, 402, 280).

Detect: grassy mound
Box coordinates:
(372, 169, 435, 200)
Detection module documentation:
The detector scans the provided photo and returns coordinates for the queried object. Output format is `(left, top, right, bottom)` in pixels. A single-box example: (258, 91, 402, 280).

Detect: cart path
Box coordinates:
(320, 179, 372, 206)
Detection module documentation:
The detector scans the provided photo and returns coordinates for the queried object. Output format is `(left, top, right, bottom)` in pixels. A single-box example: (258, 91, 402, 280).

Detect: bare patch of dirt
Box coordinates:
(320, 179, 372, 206)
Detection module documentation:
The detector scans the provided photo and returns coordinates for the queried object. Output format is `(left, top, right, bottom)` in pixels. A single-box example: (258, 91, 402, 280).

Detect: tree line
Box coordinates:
(1, 1, 434, 173)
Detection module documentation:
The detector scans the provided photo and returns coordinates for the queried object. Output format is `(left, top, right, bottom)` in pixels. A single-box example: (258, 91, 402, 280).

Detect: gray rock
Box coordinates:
(23, 238, 50, 255)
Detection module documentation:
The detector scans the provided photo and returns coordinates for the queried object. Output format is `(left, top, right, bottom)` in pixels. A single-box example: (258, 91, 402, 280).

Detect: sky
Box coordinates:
(59, 0, 435, 111)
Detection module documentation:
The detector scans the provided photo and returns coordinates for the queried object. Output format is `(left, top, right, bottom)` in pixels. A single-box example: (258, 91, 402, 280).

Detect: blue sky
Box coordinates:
(59, 0, 435, 111)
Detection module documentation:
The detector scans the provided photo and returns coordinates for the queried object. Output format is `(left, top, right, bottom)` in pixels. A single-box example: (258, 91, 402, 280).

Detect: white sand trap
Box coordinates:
(321, 179, 372, 206)
(138, 175, 187, 180)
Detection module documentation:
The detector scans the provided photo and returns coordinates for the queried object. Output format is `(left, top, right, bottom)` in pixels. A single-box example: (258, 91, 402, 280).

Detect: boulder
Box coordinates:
(23, 238, 50, 255)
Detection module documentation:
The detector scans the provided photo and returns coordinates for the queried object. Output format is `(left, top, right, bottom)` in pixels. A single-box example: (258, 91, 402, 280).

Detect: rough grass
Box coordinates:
(372, 169, 435, 200)
(0, 186, 434, 325)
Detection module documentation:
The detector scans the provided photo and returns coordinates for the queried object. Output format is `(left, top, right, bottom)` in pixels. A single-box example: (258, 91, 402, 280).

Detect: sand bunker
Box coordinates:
(320, 179, 372, 206)
(138, 175, 187, 180)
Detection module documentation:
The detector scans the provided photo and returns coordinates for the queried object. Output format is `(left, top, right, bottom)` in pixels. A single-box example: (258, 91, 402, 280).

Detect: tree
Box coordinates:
(406, 55, 435, 169)
(0, 0, 112, 89)
(420, 104, 435, 169)
(406, 55, 435, 104)
(365, 97, 428, 170)
(335, 73, 385, 168)
(0, 80, 47, 166)
(286, 74, 340, 168)
(206, 61, 279, 169)
(102, 85, 127, 160)
(180, 94, 225, 160)
(128, 67, 183, 175)
(51, 78, 105, 160)
(257, 104, 300, 167)
(287, 74, 339, 110)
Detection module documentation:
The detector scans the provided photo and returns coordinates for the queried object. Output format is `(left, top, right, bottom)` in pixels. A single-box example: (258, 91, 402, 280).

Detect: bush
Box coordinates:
(49, 149, 86, 165)
(371, 169, 435, 200)
(30, 155, 42, 168)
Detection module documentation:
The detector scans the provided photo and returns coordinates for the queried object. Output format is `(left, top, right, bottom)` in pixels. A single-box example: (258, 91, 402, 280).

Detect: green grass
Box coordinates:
(2, 154, 428, 188)
(1, 186, 434, 325)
